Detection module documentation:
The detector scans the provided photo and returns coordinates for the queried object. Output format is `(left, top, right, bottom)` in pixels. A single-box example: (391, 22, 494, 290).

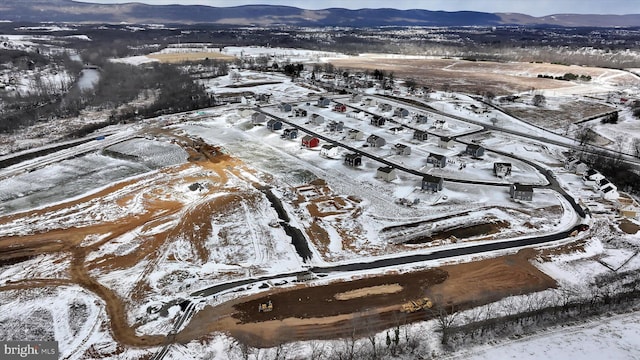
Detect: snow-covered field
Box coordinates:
(0, 43, 639, 360)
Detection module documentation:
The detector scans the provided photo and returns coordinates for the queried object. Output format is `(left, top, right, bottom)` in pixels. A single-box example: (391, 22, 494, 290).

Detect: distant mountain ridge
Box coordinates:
(2, 0, 640, 27)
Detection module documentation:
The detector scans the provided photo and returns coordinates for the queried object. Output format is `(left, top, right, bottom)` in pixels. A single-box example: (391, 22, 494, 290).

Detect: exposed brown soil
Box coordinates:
(177, 249, 555, 348)
(619, 219, 640, 234)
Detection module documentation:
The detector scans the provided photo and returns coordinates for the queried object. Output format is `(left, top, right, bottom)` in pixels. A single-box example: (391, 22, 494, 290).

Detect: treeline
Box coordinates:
(579, 147, 640, 193)
(537, 73, 592, 81)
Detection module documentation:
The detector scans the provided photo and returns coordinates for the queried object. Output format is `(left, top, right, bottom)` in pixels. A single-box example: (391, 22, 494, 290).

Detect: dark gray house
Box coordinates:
(327, 121, 344, 132)
(251, 112, 267, 124)
(415, 114, 429, 124)
(510, 183, 533, 201)
(422, 174, 444, 192)
(317, 97, 331, 107)
(427, 153, 447, 168)
(465, 144, 485, 157)
(366, 134, 386, 148)
(310, 113, 325, 125)
(413, 130, 429, 141)
(394, 143, 411, 156)
(394, 107, 409, 118)
(282, 128, 298, 139)
(267, 119, 283, 131)
(371, 116, 386, 127)
(344, 153, 362, 167)
(278, 102, 292, 112)
(293, 108, 308, 117)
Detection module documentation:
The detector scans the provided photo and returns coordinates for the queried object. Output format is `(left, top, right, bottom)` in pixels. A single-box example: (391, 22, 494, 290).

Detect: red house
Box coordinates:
(301, 135, 320, 148)
(333, 103, 347, 112)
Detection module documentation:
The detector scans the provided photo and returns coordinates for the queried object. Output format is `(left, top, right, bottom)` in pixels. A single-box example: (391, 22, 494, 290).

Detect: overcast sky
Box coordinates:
(81, 0, 636, 17)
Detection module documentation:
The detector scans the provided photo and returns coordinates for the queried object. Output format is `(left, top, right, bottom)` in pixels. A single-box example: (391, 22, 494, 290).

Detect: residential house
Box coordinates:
(256, 93, 271, 103)
(348, 129, 364, 141)
(278, 102, 292, 112)
(427, 153, 447, 168)
(493, 162, 512, 178)
(583, 169, 605, 185)
(344, 153, 362, 167)
(317, 97, 331, 107)
(465, 144, 485, 157)
(510, 183, 533, 201)
(310, 113, 325, 125)
(327, 121, 344, 132)
(600, 184, 620, 201)
(363, 98, 376, 106)
(282, 128, 298, 139)
(422, 174, 444, 192)
(415, 114, 429, 124)
(267, 119, 282, 131)
(251, 112, 267, 124)
(301, 135, 320, 148)
(370, 116, 386, 127)
(350, 93, 363, 103)
(366, 135, 386, 148)
(389, 126, 404, 135)
(376, 166, 397, 182)
(413, 130, 429, 141)
(394, 143, 411, 156)
(320, 144, 340, 158)
(394, 107, 409, 118)
(433, 119, 449, 130)
(378, 103, 393, 112)
(348, 110, 365, 119)
(293, 108, 308, 117)
(438, 136, 454, 149)
(565, 158, 589, 175)
(333, 103, 347, 112)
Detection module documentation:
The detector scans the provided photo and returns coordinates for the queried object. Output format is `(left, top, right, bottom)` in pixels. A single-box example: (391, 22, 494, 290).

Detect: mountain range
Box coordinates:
(2, 0, 640, 27)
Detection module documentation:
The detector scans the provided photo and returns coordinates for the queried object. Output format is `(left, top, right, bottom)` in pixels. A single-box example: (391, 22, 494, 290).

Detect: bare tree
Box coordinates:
(532, 94, 546, 107)
(632, 138, 640, 158)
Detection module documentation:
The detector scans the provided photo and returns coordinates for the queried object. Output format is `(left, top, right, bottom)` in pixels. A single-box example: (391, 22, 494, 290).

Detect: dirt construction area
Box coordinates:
(0, 131, 558, 353)
(178, 249, 555, 347)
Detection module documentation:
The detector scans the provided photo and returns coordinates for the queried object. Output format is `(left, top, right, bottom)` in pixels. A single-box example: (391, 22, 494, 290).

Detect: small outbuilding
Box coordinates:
(510, 183, 533, 201)
(366, 134, 386, 148)
(422, 174, 444, 192)
(427, 153, 447, 168)
(301, 135, 320, 148)
(376, 166, 397, 182)
(344, 153, 362, 167)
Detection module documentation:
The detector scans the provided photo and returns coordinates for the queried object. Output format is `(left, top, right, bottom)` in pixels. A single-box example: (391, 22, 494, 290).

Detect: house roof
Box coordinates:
(322, 144, 337, 150)
(494, 162, 512, 167)
(395, 143, 408, 149)
(428, 153, 446, 160)
(584, 169, 599, 176)
(467, 143, 482, 150)
(345, 153, 361, 160)
(423, 174, 443, 183)
(377, 166, 395, 174)
(439, 136, 452, 141)
(302, 135, 316, 141)
(367, 134, 384, 141)
(513, 183, 534, 192)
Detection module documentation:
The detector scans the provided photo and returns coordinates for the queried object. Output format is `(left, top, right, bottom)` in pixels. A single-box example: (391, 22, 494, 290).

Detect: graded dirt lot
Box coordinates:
(147, 51, 236, 63)
(178, 249, 555, 347)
